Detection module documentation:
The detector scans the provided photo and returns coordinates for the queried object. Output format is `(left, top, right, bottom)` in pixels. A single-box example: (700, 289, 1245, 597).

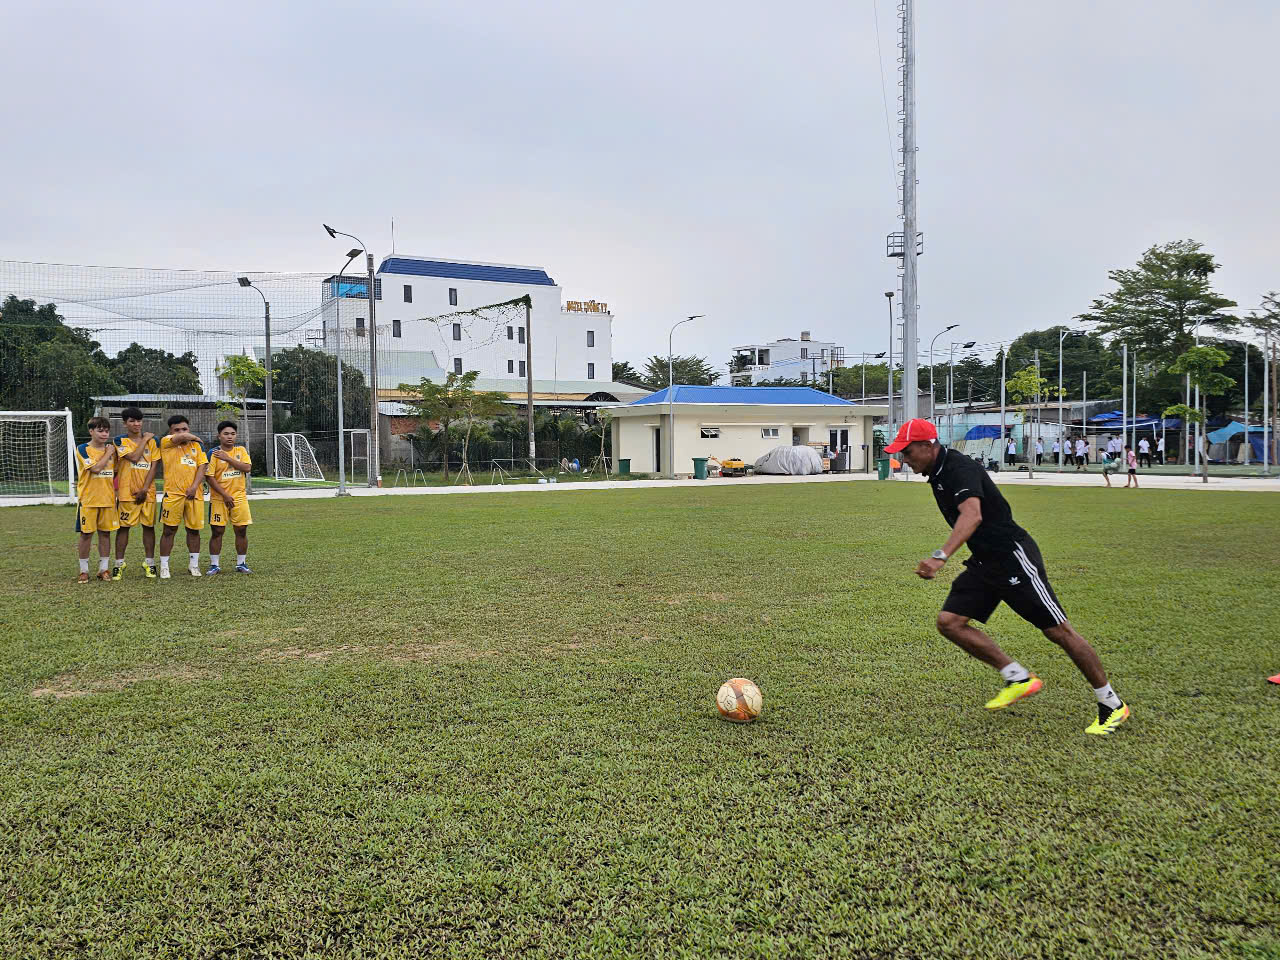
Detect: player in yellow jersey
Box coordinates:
(205, 420, 254, 574)
(112, 406, 159, 579)
(157, 414, 208, 579)
(74, 417, 121, 583)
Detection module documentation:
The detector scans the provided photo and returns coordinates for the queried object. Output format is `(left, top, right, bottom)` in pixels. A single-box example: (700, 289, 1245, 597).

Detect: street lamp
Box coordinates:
(236, 277, 273, 478)
(328, 249, 361, 497)
(928, 324, 959, 419)
(323, 224, 380, 486)
(667, 315, 702, 478)
(860, 352, 886, 401)
(947, 340, 976, 445)
(1057, 329, 1084, 470)
(884, 292, 895, 430)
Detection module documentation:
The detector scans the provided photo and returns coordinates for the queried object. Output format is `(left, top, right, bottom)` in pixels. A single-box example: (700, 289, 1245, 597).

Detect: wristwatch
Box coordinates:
(931, 549, 949, 561)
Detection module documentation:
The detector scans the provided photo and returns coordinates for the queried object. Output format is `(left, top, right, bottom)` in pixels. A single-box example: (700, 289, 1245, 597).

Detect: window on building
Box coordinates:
(449, 287, 458, 306)
(587, 330, 595, 348)
(507, 326, 513, 340)
(762, 427, 779, 439)
(587, 362, 595, 379)
(518, 326, 525, 344)
(403, 284, 413, 303)
(453, 357, 462, 374)
(801, 347, 808, 359)
(507, 359, 514, 373)
(519, 360, 526, 377)
(452, 322, 461, 341)
(700, 427, 720, 439)
(392, 318, 402, 338)
(356, 317, 366, 337)
(801, 371, 809, 383)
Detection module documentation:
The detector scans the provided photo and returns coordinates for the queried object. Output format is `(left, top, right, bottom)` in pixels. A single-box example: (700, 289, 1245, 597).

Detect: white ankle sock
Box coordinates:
(1093, 683, 1123, 709)
(79, 559, 89, 574)
(236, 555, 246, 566)
(98, 557, 110, 572)
(1000, 662, 1031, 683)
(189, 554, 200, 571)
(145, 556, 154, 566)
(160, 557, 170, 573)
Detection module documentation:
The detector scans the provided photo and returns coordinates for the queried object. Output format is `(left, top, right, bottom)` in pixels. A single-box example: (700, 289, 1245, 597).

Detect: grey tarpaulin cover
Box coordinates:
(753, 445, 823, 475)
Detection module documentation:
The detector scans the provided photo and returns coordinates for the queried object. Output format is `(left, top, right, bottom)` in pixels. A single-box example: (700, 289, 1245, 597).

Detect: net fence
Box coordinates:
(0, 260, 595, 482)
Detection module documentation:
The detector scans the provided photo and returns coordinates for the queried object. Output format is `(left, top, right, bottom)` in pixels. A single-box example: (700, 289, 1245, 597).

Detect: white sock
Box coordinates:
(114, 557, 124, 568)
(1093, 683, 1123, 710)
(189, 554, 200, 571)
(236, 554, 246, 566)
(1000, 661, 1031, 683)
(160, 557, 170, 573)
(79, 559, 89, 574)
(145, 557, 154, 566)
(98, 557, 110, 572)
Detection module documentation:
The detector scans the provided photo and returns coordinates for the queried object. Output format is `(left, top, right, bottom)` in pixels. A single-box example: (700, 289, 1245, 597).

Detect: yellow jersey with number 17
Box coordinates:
(75, 442, 118, 507)
(114, 434, 159, 499)
(210, 445, 250, 497)
(160, 435, 207, 493)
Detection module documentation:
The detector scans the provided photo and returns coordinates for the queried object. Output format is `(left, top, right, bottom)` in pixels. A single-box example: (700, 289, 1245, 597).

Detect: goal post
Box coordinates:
(0, 408, 75, 502)
(274, 433, 325, 482)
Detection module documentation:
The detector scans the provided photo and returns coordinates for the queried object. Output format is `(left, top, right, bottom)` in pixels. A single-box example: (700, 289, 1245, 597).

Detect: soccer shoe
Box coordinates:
(1085, 702, 1131, 736)
(159, 567, 171, 580)
(235, 563, 252, 574)
(77, 572, 90, 584)
(984, 675, 1043, 710)
(111, 561, 125, 581)
(189, 567, 202, 578)
(97, 570, 112, 582)
(207, 565, 221, 576)
(144, 564, 157, 579)
(1268, 674, 1280, 685)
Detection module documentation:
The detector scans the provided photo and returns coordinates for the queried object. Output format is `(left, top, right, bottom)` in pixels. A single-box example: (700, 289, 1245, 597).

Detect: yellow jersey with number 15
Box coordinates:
(210, 445, 250, 497)
(75, 442, 118, 507)
(114, 434, 159, 499)
(160, 435, 207, 493)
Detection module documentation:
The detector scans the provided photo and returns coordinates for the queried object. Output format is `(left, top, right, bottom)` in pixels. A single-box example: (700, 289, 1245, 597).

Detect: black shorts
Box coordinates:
(942, 537, 1068, 631)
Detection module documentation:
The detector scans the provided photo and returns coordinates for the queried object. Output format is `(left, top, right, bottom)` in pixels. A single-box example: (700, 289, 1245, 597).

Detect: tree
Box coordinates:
(1077, 241, 1237, 366)
(0, 295, 122, 426)
(1165, 345, 1235, 483)
(638, 355, 719, 391)
(612, 360, 642, 384)
(1004, 364, 1058, 405)
(399, 370, 508, 478)
(252, 345, 368, 438)
(108, 343, 201, 395)
(216, 354, 268, 423)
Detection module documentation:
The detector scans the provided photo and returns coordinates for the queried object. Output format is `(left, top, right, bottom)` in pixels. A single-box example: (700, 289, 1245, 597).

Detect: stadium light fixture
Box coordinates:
(237, 277, 251, 288)
(323, 224, 338, 239)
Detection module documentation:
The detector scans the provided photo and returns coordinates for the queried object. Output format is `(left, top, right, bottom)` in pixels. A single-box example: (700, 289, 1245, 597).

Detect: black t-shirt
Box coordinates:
(924, 446, 1029, 559)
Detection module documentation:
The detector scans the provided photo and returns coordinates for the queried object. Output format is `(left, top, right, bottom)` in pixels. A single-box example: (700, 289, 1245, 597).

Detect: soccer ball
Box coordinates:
(716, 678, 762, 723)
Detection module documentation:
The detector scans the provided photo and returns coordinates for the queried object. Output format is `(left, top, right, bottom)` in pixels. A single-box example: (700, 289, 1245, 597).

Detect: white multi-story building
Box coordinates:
(729, 331, 843, 386)
(313, 255, 613, 392)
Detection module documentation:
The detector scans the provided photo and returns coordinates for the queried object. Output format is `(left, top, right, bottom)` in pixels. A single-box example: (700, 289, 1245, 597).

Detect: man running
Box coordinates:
(886, 419, 1131, 735)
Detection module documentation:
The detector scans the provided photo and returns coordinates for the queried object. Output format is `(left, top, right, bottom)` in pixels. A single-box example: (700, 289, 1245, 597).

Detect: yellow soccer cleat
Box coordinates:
(1085, 702, 1131, 736)
(985, 675, 1043, 710)
(111, 561, 125, 581)
(144, 564, 157, 579)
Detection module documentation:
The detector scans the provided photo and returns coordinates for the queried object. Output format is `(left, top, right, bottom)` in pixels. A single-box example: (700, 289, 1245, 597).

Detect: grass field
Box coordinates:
(2, 484, 1278, 959)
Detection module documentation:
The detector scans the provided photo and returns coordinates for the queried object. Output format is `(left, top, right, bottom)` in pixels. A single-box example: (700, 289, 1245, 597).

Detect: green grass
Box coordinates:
(1, 485, 1278, 959)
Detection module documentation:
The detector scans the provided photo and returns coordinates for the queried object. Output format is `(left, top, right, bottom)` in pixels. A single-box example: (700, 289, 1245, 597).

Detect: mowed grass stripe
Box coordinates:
(1, 484, 1277, 959)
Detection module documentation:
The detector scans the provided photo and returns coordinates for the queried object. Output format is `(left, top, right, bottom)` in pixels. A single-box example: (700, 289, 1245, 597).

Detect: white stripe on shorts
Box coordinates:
(1013, 543, 1067, 625)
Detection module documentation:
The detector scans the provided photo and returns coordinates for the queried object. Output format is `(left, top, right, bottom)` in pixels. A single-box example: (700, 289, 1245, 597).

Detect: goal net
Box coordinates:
(0, 410, 74, 500)
(274, 433, 325, 481)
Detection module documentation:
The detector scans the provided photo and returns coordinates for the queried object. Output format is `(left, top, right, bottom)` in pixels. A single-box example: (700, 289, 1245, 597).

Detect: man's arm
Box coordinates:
(916, 498, 982, 580)
(136, 460, 159, 502)
(187, 462, 207, 499)
(215, 450, 252, 474)
(89, 446, 117, 474)
(168, 429, 201, 446)
(118, 433, 155, 463)
(206, 472, 234, 504)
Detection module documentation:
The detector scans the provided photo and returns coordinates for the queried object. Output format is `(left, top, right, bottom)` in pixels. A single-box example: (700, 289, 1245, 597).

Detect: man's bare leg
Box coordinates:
(1042, 621, 1107, 688)
(936, 612, 1015, 670)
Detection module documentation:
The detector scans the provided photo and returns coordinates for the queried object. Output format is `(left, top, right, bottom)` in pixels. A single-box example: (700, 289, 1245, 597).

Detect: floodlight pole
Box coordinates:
(667, 315, 701, 477)
(331, 253, 359, 497)
(525, 297, 535, 464)
(885, 292, 895, 431)
(238, 279, 273, 477)
(1242, 341, 1249, 467)
(928, 324, 957, 420)
(323, 224, 380, 486)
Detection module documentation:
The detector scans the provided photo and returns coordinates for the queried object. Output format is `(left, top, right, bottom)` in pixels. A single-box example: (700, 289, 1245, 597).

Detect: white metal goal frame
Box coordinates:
(343, 428, 370, 482)
(0, 408, 76, 503)
(273, 432, 326, 482)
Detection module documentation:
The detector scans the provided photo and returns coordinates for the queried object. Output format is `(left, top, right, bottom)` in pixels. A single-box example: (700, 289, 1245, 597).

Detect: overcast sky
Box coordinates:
(2, 0, 1277, 374)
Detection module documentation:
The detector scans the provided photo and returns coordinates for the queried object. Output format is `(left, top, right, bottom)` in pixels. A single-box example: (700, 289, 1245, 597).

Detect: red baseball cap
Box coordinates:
(883, 418, 938, 453)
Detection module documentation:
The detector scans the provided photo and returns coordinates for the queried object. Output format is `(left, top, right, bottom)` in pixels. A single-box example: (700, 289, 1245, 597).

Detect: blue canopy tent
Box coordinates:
(963, 424, 1003, 440)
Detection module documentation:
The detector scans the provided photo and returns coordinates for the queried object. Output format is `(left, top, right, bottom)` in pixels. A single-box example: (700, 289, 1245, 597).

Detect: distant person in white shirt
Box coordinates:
(1006, 438, 1017, 466)
(1035, 438, 1044, 466)
(1137, 437, 1151, 468)
(1075, 437, 1088, 470)
(1052, 439, 1061, 465)
(1156, 435, 1165, 464)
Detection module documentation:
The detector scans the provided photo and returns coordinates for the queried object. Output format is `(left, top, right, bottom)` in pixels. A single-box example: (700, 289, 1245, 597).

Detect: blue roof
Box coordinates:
(378, 257, 555, 286)
(630, 385, 859, 406)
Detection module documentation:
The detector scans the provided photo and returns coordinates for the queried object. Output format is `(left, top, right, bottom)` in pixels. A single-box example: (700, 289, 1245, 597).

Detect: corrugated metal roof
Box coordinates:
(93, 394, 279, 406)
(378, 257, 555, 286)
(630, 385, 858, 406)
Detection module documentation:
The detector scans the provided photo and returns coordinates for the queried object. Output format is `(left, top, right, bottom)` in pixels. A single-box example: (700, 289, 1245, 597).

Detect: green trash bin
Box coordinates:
(692, 457, 709, 480)
(876, 457, 891, 480)
(617, 458, 631, 475)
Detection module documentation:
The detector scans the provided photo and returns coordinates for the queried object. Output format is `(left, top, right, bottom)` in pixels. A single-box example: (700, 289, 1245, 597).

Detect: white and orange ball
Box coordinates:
(716, 678, 763, 723)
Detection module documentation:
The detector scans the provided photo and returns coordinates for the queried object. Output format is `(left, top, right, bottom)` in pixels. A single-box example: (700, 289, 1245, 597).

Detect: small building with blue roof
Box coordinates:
(605, 385, 887, 476)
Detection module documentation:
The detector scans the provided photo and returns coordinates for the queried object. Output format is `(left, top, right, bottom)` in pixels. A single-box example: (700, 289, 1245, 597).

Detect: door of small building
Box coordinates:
(829, 428, 849, 451)
(653, 426, 662, 474)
